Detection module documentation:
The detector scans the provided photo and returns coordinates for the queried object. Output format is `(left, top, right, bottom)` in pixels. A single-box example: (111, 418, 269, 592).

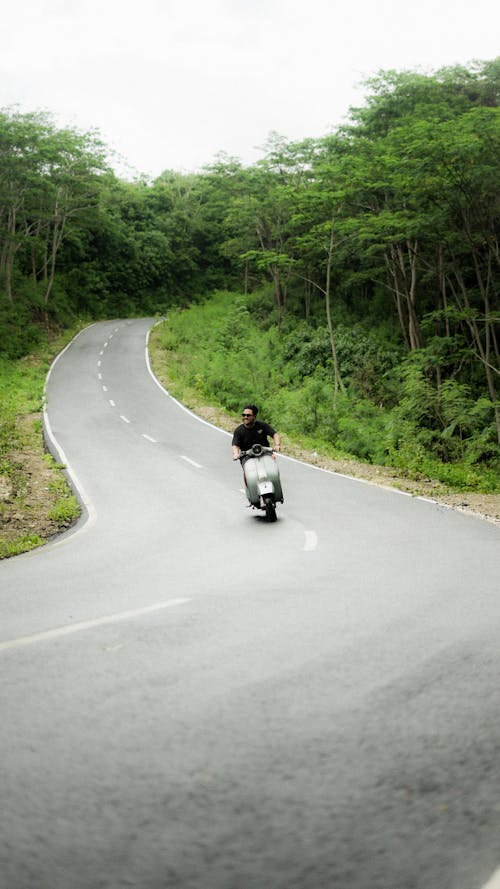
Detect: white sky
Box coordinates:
(1, 0, 498, 179)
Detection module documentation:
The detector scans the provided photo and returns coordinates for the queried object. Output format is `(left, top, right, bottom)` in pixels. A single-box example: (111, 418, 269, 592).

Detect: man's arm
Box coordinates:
(272, 432, 281, 452)
(232, 430, 242, 461)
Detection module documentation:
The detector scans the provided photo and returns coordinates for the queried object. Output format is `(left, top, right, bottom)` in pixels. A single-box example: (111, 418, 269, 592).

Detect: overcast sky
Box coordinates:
(2, 0, 498, 179)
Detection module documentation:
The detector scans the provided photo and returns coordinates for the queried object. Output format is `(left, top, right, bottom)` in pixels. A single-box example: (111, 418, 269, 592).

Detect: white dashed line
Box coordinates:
(109, 399, 116, 407)
(142, 433, 157, 443)
(481, 869, 500, 889)
(102, 385, 108, 392)
(0, 598, 191, 653)
(98, 373, 102, 380)
(181, 455, 203, 468)
(303, 530, 318, 551)
(103, 341, 108, 348)
(120, 415, 130, 424)
(97, 360, 101, 367)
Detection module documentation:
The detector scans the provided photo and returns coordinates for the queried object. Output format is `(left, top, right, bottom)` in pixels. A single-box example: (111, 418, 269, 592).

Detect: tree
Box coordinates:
(0, 109, 109, 321)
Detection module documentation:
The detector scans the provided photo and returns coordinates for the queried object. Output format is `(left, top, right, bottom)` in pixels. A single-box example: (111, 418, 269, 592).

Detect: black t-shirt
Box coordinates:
(232, 420, 276, 451)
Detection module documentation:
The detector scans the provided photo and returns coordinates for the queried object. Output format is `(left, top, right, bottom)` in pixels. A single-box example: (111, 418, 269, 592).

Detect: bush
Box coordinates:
(0, 299, 44, 360)
(335, 396, 392, 462)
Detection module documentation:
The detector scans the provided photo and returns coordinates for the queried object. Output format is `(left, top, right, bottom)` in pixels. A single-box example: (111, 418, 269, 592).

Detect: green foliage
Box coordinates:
(155, 289, 500, 492)
(0, 399, 17, 456)
(0, 333, 84, 558)
(159, 291, 282, 413)
(0, 296, 44, 359)
(47, 490, 80, 525)
(0, 534, 45, 559)
(266, 376, 334, 437)
(0, 354, 46, 455)
(335, 396, 392, 462)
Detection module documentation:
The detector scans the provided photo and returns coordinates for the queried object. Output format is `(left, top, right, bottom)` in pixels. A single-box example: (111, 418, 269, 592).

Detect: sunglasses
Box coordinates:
(242, 413, 254, 418)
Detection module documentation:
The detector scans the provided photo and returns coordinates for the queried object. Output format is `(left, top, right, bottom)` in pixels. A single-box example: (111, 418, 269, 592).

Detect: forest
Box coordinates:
(1, 58, 499, 496)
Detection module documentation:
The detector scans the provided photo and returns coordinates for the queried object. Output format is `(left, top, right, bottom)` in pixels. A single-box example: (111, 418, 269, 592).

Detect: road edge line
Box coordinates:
(42, 325, 98, 548)
(0, 597, 191, 653)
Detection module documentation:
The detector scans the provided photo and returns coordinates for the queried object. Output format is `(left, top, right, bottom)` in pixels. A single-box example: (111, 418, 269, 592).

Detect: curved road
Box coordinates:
(1, 319, 500, 889)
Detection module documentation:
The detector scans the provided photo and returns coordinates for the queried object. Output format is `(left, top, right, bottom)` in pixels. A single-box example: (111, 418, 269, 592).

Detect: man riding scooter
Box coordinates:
(232, 405, 283, 521)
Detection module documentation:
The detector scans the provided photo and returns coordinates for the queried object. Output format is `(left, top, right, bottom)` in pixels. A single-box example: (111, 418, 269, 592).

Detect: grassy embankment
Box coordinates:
(148, 294, 500, 524)
(0, 330, 82, 559)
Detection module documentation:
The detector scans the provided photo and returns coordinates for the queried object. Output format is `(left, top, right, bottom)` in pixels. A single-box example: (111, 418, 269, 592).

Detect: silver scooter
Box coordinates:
(238, 444, 284, 522)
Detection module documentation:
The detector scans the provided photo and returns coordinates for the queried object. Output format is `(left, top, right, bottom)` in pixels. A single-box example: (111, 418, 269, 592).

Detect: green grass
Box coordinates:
(0, 534, 45, 559)
(0, 323, 85, 558)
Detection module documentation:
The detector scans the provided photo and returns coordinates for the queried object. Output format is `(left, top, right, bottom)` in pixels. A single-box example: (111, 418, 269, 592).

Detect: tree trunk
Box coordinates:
(42, 190, 67, 322)
(1, 206, 19, 303)
(384, 242, 424, 351)
(304, 277, 312, 318)
(449, 264, 500, 445)
(437, 245, 451, 338)
(325, 221, 345, 408)
(397, 240, 423, 351)
(270, 266, 284, 327)
(385, 248, 410, 351)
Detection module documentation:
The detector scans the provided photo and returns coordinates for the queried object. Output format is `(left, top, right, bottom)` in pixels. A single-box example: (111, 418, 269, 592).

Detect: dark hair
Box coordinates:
(243, 404, 258, 416)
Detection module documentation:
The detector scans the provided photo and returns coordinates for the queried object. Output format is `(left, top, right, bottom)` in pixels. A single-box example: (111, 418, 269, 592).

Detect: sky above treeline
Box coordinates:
(2, 0, 499, 178)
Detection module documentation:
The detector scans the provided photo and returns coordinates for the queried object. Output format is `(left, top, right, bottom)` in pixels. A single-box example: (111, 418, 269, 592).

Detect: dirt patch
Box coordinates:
(0, 414, 80, 557)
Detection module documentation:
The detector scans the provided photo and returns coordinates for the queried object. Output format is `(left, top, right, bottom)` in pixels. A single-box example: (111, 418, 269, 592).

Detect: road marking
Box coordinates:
(482, 869, 500, 888)
(99, 350, 104, 356)
(120, 415, 130, 424)
(98, 373, 102, 380)
(181, 455, 203, 468)
(0, 599, 191, 653)
(102, 384, 108, 391)
(145, 327, 233, 436)
(303, 530, 318, 551)
(104, 341, 108, 348)
(43, 336, 97, 541)
(97, 360, 101, 367)
(142, 433, 157, 443)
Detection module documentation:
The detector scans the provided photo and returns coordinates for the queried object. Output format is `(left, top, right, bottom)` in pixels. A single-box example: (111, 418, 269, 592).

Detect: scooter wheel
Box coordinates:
(264, 498, 277, 523)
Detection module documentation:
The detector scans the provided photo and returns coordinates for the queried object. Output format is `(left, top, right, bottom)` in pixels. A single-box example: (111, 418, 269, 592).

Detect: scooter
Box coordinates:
(238, 444, 284, 522)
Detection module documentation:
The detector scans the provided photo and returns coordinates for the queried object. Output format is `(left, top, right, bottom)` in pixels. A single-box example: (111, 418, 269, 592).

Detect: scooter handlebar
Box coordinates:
(239, 444, 276, 458)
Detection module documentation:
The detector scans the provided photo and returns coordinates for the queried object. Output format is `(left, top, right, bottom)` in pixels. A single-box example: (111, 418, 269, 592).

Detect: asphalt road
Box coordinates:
(1, 318, 500, 889)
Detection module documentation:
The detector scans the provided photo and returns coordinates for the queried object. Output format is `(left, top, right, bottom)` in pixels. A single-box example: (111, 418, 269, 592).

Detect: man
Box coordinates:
(232, 404, 280, 461)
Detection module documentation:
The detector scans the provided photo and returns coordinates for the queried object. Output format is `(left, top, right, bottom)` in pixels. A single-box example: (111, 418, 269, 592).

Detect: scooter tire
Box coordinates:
(264, 497, 277, 523)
